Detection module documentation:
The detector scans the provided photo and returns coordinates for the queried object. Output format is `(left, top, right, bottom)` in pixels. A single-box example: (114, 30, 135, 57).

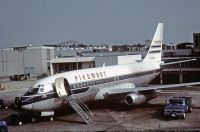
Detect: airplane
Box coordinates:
(16, 23, 200, 124)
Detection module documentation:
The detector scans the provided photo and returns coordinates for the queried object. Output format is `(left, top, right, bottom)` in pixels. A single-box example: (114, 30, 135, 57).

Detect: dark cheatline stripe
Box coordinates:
(21, 92, 58, 105)
(72, 87, 89, 94)
(151, 45, 161, 48)
(154, 40, 162, 44)
(149, 50, 161, 53)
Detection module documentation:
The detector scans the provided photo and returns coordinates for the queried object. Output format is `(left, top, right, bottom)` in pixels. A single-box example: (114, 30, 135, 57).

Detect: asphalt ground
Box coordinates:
(0, 80, 200, 131)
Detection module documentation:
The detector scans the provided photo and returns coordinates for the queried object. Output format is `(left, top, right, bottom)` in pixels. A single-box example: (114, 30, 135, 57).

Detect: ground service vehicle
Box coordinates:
(164, 96, 192, 119)
(11, 111, 54, 126)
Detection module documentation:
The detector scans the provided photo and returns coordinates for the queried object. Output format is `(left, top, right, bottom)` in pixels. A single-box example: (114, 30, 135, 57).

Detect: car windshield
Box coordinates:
(24, 87, 39, 96)
(169, 99, 183, 105)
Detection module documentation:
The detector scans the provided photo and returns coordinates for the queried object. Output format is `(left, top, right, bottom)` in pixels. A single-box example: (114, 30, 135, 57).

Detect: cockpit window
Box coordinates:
(37, 84, 45, 93)
(39, 88, 44, 92)
(24, 87, 39, 96)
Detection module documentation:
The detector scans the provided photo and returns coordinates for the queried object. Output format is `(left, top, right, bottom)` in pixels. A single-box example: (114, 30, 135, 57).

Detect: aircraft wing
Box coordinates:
(96, 82, 200, 100)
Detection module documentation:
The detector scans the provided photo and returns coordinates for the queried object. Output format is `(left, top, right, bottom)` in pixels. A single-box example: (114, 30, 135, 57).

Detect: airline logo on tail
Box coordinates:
(143, 23, 164, 63)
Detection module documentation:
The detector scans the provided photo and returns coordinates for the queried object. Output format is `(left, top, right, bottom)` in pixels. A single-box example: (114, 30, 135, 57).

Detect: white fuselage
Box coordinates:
(21, 61, 161, 111)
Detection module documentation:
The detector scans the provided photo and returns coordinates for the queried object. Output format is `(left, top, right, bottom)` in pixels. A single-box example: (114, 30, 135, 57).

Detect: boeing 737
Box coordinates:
(17, 23, 200, 124)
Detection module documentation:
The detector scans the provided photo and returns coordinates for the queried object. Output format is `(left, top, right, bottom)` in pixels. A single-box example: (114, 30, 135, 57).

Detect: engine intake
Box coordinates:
(125, 93, 147, 105)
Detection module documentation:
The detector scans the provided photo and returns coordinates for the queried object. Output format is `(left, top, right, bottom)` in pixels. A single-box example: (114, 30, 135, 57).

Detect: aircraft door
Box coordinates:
(55, 77, 95, 124)
(55, 77, 71, 97)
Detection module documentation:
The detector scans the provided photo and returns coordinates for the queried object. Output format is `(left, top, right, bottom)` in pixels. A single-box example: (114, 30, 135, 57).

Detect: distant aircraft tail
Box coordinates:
(143, 23, 164, 63)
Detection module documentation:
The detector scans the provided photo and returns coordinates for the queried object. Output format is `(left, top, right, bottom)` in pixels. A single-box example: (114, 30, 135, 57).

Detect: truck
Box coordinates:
(9, 73, 30, 81)
(164, 96, 192, 119)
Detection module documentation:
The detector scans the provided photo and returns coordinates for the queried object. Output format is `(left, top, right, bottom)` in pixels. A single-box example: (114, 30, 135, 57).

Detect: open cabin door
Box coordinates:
(55, 77, 71, 97)
(54, 77, 94, 124)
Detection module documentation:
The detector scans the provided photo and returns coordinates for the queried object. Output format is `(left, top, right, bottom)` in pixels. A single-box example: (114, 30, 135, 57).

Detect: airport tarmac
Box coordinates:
(0, 80, 200, 131)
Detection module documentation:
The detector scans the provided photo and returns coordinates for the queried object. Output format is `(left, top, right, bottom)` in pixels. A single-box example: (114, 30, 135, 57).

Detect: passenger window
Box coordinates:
(96, 73, 99, 78)
(87, 74, 90, 79)
(82, 75, 86, 80)
(100, 72, 103, 77)
(75, 76, 78, 81)
(91, 73, 95, 79)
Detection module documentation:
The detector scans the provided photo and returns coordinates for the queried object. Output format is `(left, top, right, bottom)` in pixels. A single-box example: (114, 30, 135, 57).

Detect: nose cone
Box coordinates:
(21, 104, 33, 110)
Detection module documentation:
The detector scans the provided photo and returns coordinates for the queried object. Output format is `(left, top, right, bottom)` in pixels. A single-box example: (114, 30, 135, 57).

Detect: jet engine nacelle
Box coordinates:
(125, 93, 147, 105)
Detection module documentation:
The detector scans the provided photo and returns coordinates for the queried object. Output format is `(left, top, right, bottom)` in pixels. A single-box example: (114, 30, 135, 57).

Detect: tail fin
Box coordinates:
(143, 23, 164, 63)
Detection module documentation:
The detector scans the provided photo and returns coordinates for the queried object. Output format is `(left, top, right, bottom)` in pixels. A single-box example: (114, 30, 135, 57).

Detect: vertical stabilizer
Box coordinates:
(143, 23, 164, 63)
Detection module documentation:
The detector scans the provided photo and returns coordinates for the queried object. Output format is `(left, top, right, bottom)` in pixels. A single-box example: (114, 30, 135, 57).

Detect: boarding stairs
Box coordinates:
(55, 77, 94, 124)
(67, 96, 94, 124)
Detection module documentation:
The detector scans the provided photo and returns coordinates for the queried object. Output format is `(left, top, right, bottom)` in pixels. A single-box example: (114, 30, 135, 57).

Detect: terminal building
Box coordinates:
(162, 42, 193, 57)
(50, 56, 95, 75)
(0, 46, 54, 78)
(50, 55, 142, 75)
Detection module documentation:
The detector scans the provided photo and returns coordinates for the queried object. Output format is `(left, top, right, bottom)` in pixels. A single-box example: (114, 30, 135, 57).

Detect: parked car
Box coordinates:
(172, 96, 192, 112)
(164, 96, 192, 119)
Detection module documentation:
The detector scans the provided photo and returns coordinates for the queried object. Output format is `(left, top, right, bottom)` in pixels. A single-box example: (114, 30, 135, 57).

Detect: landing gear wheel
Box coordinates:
(18, 121, 23, 126)
(31, 117, 37, 123)
(49, 117, 54, 122)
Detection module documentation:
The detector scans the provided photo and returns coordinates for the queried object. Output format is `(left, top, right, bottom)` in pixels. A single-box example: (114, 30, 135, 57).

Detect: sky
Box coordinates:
(0, 0, 200, 48)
